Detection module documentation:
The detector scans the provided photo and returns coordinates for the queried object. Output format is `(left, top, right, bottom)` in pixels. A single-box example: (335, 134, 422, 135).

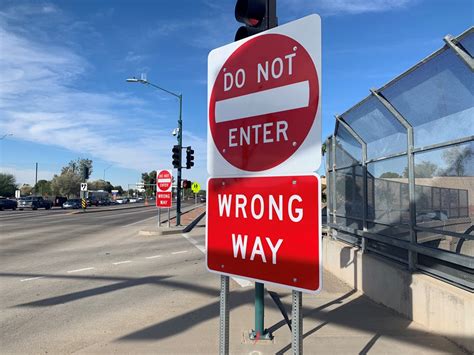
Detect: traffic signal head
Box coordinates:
(83, 166, 90, 180)
(186, 146, 195, 169)
(182, 180, 190, 189)
(234, 0, 277, 41)
(172, 145, 181, 169)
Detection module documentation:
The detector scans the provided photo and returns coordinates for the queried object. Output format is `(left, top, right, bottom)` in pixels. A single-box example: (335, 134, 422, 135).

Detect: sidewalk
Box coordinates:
(123, 215, 466, 354)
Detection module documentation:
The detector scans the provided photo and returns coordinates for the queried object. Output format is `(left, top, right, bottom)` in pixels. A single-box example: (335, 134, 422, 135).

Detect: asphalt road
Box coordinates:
(0, 200, 210, 353)
(0, 203, 465, 354)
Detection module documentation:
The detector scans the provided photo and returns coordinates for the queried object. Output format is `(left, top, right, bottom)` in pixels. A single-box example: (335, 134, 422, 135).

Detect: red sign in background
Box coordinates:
(157, 170, 172, 191)
(206, 175, 321, 292)
(156, 192, 172, 208)
(209, 34, 319, 172)
(156, 170, 172, 208)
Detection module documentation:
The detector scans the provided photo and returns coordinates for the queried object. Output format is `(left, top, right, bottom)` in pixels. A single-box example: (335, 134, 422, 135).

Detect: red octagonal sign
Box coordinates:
(208, 15, 321, 176)
(157, 170, 172, 192)
(156, 169, 172, 209)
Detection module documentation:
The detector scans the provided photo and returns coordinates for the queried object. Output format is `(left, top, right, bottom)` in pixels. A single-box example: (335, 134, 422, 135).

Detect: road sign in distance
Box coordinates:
(156, 170, 172, 192)
(80, 183, 88, 191)
(156, 169, 173, 208)
(192, 182, 201, 194)
(208, 15, 321, 176)
(206, 174, 321, 293)
(156, 192, 172, 208)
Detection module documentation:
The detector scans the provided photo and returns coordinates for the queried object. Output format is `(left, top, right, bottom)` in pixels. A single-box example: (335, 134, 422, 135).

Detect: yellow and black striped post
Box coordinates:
(81, 198, 87, 210)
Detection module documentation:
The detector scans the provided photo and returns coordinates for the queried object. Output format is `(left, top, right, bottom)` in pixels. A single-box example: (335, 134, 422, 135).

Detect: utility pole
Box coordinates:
(34, 162, 38, 195)
(176, 94, 183, 226)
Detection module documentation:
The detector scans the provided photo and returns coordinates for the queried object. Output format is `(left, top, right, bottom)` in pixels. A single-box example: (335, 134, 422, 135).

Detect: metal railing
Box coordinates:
(326, 27, 474, 290)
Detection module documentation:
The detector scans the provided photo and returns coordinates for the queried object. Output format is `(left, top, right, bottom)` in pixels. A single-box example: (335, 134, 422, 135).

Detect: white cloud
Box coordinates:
(282, 0, 420, 15)
(0, 165, 56, 186)
(0, 23, 208, 185)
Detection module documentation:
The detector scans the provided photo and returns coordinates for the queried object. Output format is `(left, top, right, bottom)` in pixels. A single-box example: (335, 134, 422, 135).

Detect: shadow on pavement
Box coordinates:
(1, 272, 468, 353)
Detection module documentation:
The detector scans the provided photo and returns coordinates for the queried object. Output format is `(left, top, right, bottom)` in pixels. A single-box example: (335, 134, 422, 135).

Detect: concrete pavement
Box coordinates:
(0, 208, 467, 354)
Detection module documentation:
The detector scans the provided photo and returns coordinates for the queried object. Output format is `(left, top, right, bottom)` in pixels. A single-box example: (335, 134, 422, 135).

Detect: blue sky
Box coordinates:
(0, 0, 472, 188)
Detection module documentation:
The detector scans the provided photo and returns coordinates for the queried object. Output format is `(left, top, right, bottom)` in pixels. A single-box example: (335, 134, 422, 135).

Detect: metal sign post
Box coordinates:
(219, 275, 230, 355)
(158, 208, 161, 227)
(291, 290, 303, 355)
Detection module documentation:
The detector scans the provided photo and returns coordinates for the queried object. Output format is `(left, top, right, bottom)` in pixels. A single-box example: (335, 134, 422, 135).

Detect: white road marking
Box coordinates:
(182, 232, 206, 253)
(20, 276, 45, 282)
(171, 250, 188, 255)
(113, 260, 132, 265)
(121, 215, 157, 227)
(145, 255, 162, 259)
(181, 232, 251, 288)
(67, 267, 95, 273)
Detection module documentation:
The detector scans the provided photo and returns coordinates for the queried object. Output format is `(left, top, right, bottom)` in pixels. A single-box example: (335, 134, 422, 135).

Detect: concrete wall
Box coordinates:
(322, 235, 474, 352)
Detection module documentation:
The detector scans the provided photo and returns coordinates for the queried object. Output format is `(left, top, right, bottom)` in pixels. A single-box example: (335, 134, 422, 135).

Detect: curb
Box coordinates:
(138, 204, 205, 235)
(182, 212, 206, 233)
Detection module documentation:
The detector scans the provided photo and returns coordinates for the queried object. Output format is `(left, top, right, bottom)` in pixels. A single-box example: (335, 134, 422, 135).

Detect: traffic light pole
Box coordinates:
(234, 0, 278, 342)
(176, 94, 183, 226)
(126, 77, 183, 226)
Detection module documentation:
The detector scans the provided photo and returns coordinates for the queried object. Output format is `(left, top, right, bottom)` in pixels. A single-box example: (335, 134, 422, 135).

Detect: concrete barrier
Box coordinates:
(322, 236, 474, 353)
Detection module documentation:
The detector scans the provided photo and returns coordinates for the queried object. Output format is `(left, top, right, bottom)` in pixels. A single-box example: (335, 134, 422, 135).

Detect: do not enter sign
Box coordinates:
(157, 170, 172, 192)
(208, 15, 321, 176)
(156, 169, 172, 208)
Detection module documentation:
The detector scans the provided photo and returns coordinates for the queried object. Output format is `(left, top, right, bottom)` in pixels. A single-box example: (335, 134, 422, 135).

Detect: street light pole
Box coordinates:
(176, 94, 183, 226)
(126, 77, 183, 226)
(103, 164, 112, 181)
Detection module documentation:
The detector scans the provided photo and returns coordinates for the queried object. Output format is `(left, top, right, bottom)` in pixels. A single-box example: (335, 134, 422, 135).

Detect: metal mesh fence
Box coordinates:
(326, 27, 474, 290)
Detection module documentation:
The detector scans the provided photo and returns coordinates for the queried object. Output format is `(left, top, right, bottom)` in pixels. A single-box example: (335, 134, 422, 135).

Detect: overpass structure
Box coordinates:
(325, 27, 473, 351)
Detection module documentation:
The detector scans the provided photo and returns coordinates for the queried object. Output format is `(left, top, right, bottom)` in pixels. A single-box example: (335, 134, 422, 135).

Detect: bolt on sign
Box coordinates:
(206, 175, 321, 292)
(207, 15, 321, 177)
(156, 169, 172, 208)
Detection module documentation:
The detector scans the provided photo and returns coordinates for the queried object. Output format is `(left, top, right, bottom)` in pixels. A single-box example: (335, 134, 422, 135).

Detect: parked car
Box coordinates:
(0, 197, 17, 210)
(86, 198, 97, 207)
(62, 199, 82, 209)
(199, 196, 206, 203)
(97, 198, 110, 206)
(18, 196, 53, 210)
(54, 196, 68, 207)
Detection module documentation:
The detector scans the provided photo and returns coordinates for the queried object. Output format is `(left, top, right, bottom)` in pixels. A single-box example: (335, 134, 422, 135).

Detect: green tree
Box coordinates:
(62, 158, 93, 180)
(34, 179, 52, 196)
(441, 146, 472, 176)
(88, 179, 114, 192)
(141, 170, 157, 197)
(403, 161, 438, 178)
(51, 171, 82, 198)
(0, 173, 17, 197)
(113, 185, 124, 195)
(20, 184, 33, 196)
(379, 172, 402, 178)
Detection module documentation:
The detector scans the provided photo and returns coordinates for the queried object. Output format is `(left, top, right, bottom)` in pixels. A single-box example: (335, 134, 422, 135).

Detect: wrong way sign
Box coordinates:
(206, 174, 322, 293)
(156, 169, 172, 208)
(207, 15, 321, 176)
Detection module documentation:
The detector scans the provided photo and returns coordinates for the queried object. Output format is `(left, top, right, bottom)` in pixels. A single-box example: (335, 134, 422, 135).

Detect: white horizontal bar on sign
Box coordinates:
(215, 80, 309, 123)
(157, 179, 171, 183)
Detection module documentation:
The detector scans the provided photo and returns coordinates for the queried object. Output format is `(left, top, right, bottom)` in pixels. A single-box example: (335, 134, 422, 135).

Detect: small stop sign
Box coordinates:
(209, 32, 320, 172)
